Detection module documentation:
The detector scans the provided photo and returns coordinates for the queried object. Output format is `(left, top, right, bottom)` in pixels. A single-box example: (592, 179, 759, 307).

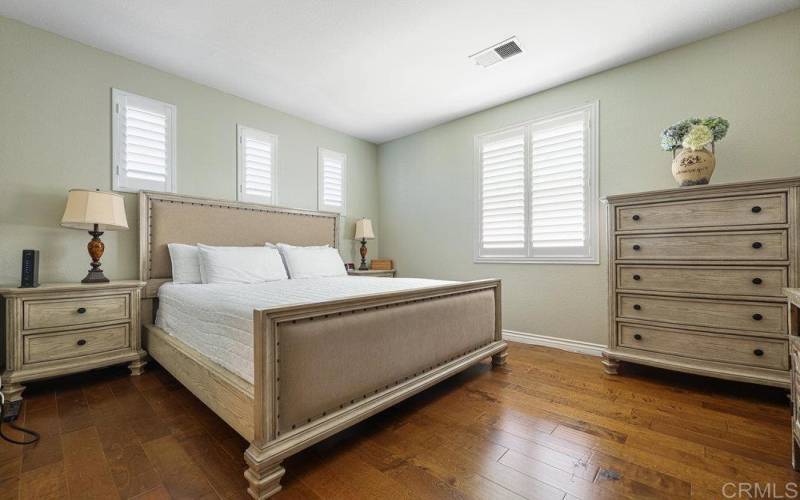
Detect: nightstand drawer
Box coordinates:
(23, 324, 130, 364)
(23, 294, 130, 330)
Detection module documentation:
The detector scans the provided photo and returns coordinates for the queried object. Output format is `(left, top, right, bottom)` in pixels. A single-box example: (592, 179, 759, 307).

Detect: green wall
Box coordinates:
(0, 16, 379, 284)
(378, 10, 800, 346)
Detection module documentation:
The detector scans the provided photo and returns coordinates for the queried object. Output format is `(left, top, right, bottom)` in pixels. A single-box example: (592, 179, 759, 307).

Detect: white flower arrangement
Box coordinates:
(660, 116, 729, 152)
(682, 124, 714, 151)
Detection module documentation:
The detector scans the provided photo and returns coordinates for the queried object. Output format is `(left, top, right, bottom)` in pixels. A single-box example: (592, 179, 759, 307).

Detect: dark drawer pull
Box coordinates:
(751, 206, 762, 213)
(753, 349, 764, 357)
(632, 274, 641, 281)
(752, 242, 762, 249)
(632, 214, 640, 221)
(752, 313, 763, 321)
(77, 307, 87, 314)
(633, 304, 642, 310)
(752, 277, 762, 285)
(633, 334, 642, 340)
(632, 244, 641, 251)
(76, 339, 87, 346)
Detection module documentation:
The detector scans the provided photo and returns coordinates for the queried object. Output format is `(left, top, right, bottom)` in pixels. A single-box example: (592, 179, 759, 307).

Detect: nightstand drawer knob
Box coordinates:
(751, 206, 762, 213)
(632, 244, 641, 251)
(632, 214, 640, 221)
(633, 304, 642, 310)
(77, 307, 87, 314)
(753, 349, 764, 357)
(632, 274, 641, 281)
(752, 277, 762, 285)
(76, 339, 87, 346)
(752, 313, 763, 321)
(633, 334, 642, 340)
(752, 242, 762, 249)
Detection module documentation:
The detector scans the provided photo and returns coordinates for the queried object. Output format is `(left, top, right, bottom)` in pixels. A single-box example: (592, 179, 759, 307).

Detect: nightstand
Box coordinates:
(347, 269, 397, 278)
(0, 281, 146, 402)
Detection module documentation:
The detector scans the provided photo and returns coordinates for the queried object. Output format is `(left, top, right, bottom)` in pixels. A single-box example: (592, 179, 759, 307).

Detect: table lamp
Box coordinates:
(354, 218, 375, 270)
(61, 189, 129, 283)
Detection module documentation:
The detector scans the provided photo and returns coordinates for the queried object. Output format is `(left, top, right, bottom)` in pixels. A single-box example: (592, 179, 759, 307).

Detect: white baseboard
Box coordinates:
(502, 329, 606, 357)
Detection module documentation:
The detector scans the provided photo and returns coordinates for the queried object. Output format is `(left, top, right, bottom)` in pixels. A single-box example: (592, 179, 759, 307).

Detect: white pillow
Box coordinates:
(276, 243, 347, 279)
(167, 244, 202, 284)
(197, 244, 288, 284)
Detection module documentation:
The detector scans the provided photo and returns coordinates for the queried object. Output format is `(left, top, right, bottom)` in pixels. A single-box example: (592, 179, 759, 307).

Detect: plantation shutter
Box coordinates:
(530, 110, 591, 258)
(112, 89, 176, 193)
(478, 128, 527, 256)
(318, 148, 347, 214)
(237, 126, 277, 205)
(475, 102, 597, 262)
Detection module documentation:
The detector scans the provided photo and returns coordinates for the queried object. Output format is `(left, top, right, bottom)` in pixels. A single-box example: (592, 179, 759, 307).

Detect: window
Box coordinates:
(318, 148, 347, 214)
(112, 89, 176, 193)
(475, 102, 598, 263)
(237, 125, 278, 205)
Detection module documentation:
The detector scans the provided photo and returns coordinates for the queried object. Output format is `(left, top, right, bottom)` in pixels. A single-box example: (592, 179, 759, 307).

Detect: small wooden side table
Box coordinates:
(347, 269, 397, 278)
(0, 281, 146, 402)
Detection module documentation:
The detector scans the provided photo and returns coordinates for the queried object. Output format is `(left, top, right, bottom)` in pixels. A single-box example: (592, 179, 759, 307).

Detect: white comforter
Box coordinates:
(155, 276, 454, 383)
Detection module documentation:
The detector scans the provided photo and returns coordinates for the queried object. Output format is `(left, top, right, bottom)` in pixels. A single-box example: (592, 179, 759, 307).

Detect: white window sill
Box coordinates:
(474, 257, 600, 265)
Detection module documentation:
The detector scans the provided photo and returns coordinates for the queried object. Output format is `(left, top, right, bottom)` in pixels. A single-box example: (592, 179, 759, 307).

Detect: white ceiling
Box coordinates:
(2, 1, 798, 143)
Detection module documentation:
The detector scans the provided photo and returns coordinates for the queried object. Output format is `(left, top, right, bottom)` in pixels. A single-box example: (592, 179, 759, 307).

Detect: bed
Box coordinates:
(138, 191, 507, 499)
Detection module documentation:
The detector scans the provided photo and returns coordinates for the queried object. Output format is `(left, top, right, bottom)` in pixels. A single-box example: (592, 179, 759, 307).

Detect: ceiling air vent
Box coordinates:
(469, 37, 523, 68)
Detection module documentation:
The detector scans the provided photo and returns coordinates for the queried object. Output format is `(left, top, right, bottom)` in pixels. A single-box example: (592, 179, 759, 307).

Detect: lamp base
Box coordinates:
(82, 225, 110, 284)
(359, 238, 369, 270)
(82, 269, 110, 284)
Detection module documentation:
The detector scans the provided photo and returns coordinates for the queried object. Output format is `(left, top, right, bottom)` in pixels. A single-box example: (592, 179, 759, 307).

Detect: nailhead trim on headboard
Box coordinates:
(140, 191, 339, 290)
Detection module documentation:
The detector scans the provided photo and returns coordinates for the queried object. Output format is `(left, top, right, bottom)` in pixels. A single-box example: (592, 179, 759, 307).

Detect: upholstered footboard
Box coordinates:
(244, 279, 506, 499)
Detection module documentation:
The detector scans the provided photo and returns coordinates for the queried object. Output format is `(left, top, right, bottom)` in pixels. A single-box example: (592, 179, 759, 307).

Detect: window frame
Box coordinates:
(474, 101, 599, 264)
(111, 88, 177, 194)
(317, 147, 347, 214)
(237, 124, 278, 205)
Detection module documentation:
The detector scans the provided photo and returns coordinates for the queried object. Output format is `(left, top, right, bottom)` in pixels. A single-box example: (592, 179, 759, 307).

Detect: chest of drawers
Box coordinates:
(603, 177, 800, 388)
(0, 281, 146, 402)
(785, 288, 800, 470)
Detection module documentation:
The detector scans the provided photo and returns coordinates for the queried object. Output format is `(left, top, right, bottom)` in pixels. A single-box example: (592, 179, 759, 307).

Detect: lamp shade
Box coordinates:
(354, 218, 375, 240)
(61, 189, 129, 231)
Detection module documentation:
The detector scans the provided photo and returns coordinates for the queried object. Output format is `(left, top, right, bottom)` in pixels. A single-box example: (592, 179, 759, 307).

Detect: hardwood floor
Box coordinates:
(1, 342, 796, 499)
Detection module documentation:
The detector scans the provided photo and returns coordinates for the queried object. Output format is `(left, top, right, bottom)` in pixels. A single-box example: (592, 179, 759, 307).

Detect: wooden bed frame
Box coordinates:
(138, 192, 507, 499)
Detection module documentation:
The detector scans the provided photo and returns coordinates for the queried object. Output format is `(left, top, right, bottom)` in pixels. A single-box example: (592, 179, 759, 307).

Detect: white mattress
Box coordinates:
(155, 276, 454, 383)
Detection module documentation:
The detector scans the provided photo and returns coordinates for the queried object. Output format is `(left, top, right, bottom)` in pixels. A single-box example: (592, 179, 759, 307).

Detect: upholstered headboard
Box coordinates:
(139, 191, 339, 299)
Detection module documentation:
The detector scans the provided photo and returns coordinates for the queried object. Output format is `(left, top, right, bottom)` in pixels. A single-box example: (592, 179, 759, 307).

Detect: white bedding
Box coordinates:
(155, 276, 454, 383)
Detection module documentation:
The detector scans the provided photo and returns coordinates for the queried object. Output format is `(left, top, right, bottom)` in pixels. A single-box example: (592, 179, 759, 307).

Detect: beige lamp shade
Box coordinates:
(61, 189, 129, 231)
(354, 218, 375, 240)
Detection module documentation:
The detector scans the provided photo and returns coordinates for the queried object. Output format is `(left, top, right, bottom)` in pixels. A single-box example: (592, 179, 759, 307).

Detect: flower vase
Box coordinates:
(671, 143, 715, 186)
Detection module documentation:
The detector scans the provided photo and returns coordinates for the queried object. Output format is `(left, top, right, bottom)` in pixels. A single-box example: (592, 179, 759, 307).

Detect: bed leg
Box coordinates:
(491, 349, 508, 367)
(244, 447, 285, 499)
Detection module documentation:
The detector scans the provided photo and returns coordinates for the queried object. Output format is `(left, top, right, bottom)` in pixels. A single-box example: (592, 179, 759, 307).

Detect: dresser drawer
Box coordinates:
(618, 294, 787, 334)
(618, 324, 788, 370)
(617, 265, 788, 297)
(617, 193, 786, 231)
(23, 294, 130, 330)
(23, 324, 130, 364)
(617, 231, 787, 261)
